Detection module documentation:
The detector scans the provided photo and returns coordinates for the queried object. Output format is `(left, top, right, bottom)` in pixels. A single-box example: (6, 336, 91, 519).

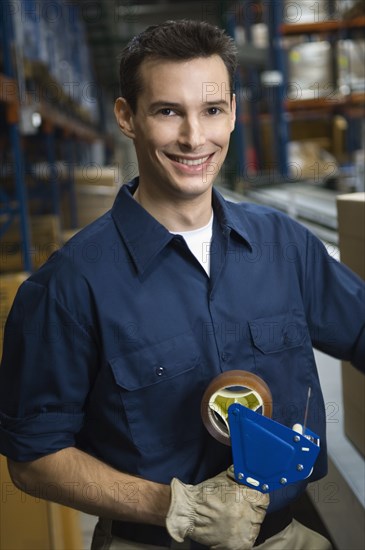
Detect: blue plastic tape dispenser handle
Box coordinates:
(201, 370, 320, 493)
(228, 403, 320, 493)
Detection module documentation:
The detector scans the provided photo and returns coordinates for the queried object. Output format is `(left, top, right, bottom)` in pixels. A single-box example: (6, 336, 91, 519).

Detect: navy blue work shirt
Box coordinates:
(0, 178, 364, 513)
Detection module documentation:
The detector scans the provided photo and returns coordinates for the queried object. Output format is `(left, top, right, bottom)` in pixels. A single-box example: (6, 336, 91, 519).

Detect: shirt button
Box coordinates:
(221, 352, 228, 361)
(155, 366, 165, 376)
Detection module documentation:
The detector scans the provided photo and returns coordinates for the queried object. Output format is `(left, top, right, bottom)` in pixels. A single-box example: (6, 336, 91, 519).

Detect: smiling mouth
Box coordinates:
(167, 154, 213, 166)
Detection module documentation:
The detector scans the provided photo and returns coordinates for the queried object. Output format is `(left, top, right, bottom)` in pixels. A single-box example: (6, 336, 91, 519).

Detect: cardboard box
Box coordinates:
(74, 165, 120, 187)
(341, 362, 365, 457)
(337, 192, 365, 279)
(62, 228, 81, 244)
(61, 184, 117, 229)
(0, 456, 83, 550)
(336, 193, 365, 457)
(288, 140, 339, 181)
(0, 272, 29, 359)
(0, 215, 62, 273)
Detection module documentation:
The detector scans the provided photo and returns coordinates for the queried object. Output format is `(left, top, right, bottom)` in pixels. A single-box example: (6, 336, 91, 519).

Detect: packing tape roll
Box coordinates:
(201, 370, 273, 445)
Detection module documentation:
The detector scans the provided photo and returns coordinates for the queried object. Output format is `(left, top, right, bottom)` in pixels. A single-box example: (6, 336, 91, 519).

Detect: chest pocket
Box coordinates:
(109, 331, 203, 452)
(248, 310, 322, 438)
(248, 310, 309, 372)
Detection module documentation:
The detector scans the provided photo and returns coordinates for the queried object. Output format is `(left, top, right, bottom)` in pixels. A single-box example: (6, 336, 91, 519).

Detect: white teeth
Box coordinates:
(171, 155, 210, 166)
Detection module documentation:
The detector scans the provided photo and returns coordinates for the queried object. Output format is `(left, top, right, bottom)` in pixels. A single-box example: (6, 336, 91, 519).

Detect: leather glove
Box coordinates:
(165, 468, 269, 550)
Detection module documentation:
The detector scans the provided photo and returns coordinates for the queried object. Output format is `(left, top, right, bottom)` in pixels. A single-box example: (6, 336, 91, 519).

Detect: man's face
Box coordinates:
(116, 55, 236, 201)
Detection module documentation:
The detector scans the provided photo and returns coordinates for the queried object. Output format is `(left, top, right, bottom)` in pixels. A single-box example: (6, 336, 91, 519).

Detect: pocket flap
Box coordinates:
(109, 331, 199, 390)
(249, 311, 306, 354)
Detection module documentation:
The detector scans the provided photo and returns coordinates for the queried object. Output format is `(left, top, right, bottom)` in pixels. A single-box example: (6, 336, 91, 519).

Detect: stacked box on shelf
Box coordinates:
(74, 165, 120, 187)
(336, 193, 365, 458)
(0, 214, 62, 273)
(61, 184, 117, 229)
(61, 166, 120, 229)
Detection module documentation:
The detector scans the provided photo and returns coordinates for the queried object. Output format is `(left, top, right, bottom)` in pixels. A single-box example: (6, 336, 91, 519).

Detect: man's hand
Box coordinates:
(166, 468, 269, 550)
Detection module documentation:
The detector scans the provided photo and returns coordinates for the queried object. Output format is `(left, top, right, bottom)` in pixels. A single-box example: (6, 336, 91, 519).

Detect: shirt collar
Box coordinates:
(212, 187, 254, 249)
(112, 178, 253, 275)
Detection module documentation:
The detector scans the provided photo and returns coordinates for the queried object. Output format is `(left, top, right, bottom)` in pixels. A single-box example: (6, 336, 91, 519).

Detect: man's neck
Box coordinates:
(133, 186, 213, 232)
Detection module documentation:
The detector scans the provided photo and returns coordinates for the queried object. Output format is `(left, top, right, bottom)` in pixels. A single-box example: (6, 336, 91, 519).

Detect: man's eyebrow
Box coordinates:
(148, 101, 181, 110)
(203, 100, 230, 107)
(148, 99, 230, 110)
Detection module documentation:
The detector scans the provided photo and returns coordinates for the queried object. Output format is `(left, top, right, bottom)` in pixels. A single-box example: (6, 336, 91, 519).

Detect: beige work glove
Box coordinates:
(166, 468, 269, 550)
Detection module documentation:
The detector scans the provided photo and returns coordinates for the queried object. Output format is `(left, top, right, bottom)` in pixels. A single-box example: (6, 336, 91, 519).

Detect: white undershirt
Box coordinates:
(170, 212, 214, 276)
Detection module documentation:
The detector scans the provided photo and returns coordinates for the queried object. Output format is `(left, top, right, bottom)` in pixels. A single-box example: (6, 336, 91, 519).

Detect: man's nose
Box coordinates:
(178, 116, 206, 149)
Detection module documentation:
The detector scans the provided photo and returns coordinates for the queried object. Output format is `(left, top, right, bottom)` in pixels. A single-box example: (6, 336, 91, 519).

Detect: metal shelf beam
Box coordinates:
(281, 16, 365, 35)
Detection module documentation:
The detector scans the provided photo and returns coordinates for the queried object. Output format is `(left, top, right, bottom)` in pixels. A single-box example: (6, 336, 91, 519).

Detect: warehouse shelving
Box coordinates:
(282, 15, 365, 117)
(280, 9, 365, 175)
(0, 0, 106, 272)
(226, 1, 364, 190)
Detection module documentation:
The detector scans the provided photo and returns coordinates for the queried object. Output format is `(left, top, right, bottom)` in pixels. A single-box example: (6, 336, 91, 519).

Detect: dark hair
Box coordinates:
(119, 19, 238, 113)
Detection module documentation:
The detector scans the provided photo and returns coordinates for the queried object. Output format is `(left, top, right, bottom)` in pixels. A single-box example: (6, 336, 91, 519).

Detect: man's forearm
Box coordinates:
(8, 447, 170, 526)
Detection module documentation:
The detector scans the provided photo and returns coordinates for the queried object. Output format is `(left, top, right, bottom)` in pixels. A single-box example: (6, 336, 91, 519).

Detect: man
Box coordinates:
(0, 20, 364, 550)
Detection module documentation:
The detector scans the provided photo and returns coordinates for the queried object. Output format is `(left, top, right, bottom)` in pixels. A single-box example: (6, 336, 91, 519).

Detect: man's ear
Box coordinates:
(230, 94, 236, 132)
(114, 97, 136, 139)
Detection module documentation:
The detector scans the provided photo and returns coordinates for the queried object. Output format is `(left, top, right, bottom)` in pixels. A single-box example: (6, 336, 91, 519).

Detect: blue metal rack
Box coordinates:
(225, 12, 247, 185)
(43, 124, 61, 220)
(0, 0, 33, 271)
(224, 0, 290, 185)
(265, 0, 289, 178)
(65, 137, 78, 229)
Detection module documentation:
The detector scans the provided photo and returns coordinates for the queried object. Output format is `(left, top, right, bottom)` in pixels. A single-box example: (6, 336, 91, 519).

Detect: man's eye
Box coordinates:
(207, 107, 222, 115)
(160, 108, 175, 116)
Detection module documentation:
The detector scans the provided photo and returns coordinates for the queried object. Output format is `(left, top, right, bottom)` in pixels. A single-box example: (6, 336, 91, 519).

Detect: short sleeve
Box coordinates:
(0, 279, 98, 461)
